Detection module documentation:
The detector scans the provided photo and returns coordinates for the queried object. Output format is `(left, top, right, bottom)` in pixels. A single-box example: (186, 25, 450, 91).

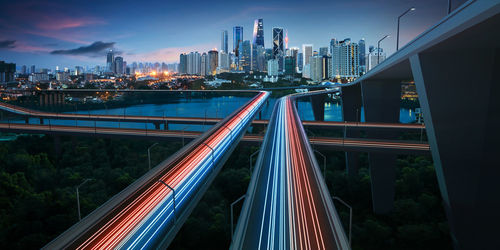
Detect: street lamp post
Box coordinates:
(148, 142, 159, 170)
(158, 180, 176, 225)
(249, 150, 260, 173)
(230, 195, 246, 240)
(76, 178, 94, 221)
(397, 7, 416, 51)
(332, 196, 353, 246)
(377, 35, 390, 65)
(314, 149, 327, 178)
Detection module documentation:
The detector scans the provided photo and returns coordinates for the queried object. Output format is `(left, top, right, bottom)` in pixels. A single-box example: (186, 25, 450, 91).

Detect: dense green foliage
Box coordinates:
(0, 134, 450, 249)
(0, 135, 182, 249)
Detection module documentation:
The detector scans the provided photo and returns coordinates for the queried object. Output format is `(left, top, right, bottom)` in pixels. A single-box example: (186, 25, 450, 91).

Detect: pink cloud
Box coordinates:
(125, 43, 217, 63)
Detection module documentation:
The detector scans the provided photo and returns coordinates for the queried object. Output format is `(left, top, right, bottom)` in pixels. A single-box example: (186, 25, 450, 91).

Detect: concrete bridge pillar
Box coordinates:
(310, 93, 326, 121)
(44, 94, 48, 106)
(410, 48, 500, 249)
(341, 84, 362, 177)
(361, 79, 401, 214)
(39, 94, 43, 105)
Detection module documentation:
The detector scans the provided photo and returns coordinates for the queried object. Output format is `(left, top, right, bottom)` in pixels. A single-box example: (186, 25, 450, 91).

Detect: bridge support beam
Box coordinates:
(361, 79, 401, 214)
(310, 93, 326, 121)
(341, 84, 362, 177)
(410, 48, 500, 249)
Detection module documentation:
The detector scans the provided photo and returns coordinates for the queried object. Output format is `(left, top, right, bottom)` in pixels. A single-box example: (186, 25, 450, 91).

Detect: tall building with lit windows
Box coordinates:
(208, 50, 218, 75)
(331, 38, 359, 79)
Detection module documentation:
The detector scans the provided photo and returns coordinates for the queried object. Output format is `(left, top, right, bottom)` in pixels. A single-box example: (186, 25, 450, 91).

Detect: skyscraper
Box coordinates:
(272, 27, 284, 59)
(106, 50, 115, 73)
(302, 44, 313, 68)
(0, 61, 15, 83)
(221, 30, 228, 53)
(252, 19, 264, 47)
(331, 38, 359, 78)
(310, 56, 323, 82)
(273, 27, 284, 71)
(240, 40, 251, 72)
(201, 53, 208, 76)
(359, 38, 366, 74)
(252, 19, 264, 72)
(179, 53, 187, 74)
(208, 50, 218, 75)
(319, 47, 329, 56)
(297, 52, 304, 71)
(115, 56, 124, 75)
(233, 26, 243, 57)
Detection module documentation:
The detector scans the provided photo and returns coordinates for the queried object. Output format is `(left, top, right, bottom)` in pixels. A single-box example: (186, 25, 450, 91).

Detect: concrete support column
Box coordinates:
(341, 84, 362, 177)
(39, 94, 43, 105)
(410, 48, 500, 249)
(310, 93, 326, 121)
(361, 79, 401, 214)
(44, 94, 48, 106)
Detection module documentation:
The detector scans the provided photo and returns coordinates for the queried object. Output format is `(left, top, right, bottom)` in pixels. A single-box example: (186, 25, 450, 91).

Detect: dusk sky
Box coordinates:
(0, 0, 465, 69)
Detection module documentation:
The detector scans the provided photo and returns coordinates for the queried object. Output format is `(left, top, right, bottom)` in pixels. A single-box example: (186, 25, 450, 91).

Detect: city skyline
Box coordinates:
(0, 0, 463, 68)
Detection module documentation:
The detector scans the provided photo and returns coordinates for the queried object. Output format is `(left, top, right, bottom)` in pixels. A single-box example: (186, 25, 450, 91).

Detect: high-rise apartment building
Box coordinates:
(302, 44, 313, 68)
(367, 47, 386, 71)
(179, 53, 187, 74)
(201, 53, 208, 76)
(267, 59, 279, 76)
(0, 61, 15, 83)
(331, 38, 359, 78)
(319, 47, 329, 56)
(310, 56, 323, 82)
(115, 56, 124, 75)
(240, 40, 251, 72)
(208, 50, 218, 75)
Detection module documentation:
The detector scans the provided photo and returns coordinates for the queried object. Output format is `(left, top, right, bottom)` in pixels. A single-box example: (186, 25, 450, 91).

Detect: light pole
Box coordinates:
(76, 178, 94, 221)
(332, 196, 352, 246)
(397, 7, 416, 51)
(249, 150, 260, 173)
(314, 149, 327, 178)
(230, 195, 246, 240)
(148, 142, 159, 170)
(377, 35, 390, 65)
(158, 180, 176, 225)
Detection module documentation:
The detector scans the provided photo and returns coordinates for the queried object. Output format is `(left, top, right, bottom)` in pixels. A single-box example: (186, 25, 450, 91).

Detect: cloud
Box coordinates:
(50, 41, 115, 56)
(0, 40, 16, 49)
